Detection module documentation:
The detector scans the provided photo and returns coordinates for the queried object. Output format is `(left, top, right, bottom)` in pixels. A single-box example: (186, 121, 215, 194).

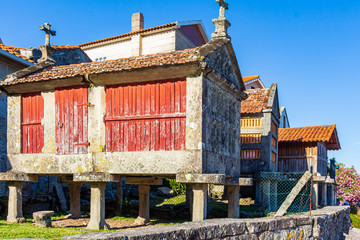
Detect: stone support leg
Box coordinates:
(7, 181, 26, 223)
(115, 181, 123, 216)
(186, 184, 193, 215)
(227, 185, 240, 218)
(69, 182, 82, 219)
(87, 182, 108, 230)
(321, 183, 327, 206)
(134, 185, 150, 225)
(192, 183, 208, 221)
(312, 182, 319, 209)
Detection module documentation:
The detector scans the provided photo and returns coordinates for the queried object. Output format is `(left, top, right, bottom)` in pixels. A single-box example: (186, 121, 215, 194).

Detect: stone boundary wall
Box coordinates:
(63, 206, 350, 240)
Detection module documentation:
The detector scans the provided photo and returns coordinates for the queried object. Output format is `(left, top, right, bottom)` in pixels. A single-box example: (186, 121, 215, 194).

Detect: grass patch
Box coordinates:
(0, 219, 114, 240)
(151, 195, 186, 207)
(350, 214, 360, 228)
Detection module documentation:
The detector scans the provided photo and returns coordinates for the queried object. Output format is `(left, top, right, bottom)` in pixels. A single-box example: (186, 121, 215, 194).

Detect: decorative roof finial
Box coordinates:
(38, 23, 56, 63)
(212, 0, 231, 39)
(40, 23, 56, 46)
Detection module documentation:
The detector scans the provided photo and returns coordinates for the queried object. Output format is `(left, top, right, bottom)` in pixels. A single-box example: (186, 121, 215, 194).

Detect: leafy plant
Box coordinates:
(164, 179, 186, 196)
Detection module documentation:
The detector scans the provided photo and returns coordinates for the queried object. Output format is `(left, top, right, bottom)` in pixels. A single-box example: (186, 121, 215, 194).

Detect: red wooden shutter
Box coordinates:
(55, 86, 88, 155)
(22, 93, 44, 153)
(105, 78, 186, 152)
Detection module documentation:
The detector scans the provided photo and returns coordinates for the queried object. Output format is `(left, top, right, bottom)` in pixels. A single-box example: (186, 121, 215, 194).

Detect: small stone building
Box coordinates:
(0, 43, 34, 195)
(278, 124, 340, 208)
(0, 2, 248, 229)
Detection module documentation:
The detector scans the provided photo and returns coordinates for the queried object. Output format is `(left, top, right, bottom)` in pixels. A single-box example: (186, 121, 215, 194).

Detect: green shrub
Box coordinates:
(164, 179, 186, 196)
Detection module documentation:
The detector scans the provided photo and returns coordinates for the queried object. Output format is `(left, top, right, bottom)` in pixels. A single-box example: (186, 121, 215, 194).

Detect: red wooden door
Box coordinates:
(55, 86, 88, 155)
(105, 78, 186, 152)
(22, 93, 44, 153)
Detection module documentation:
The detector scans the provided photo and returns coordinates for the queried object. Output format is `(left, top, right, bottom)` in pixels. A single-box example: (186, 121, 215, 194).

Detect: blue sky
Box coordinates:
(1, 0, 359, 169)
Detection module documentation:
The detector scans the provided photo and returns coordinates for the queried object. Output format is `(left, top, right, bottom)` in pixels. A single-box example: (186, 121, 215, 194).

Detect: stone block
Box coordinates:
(33, 210, 54, 227)
(176, 173, 225, 184)
(296, 215, 312, 226)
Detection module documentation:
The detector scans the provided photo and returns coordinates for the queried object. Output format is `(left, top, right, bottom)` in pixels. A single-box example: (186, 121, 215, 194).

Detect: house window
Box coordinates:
(21, 93, 44, 153)
(272, 121, 278, 135)
(272, 136, 277, 148)
(272, 151, 277, 162)
(241, 149, 261, 159)
(241, 134, 261, 144)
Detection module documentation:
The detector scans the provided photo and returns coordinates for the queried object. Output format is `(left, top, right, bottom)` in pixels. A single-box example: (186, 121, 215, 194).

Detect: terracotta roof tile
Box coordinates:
(80, 22, 177, 47)
(0, 44, 35, 63)
(53, 45, 79, 49)
(241, 88, 270, 114)
(1, 48, 198, 86)
(279, 125, 341, 150)
(243, 75, 259, 83)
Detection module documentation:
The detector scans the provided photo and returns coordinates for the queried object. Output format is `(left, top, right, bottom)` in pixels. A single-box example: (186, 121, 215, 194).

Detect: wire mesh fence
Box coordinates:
(255, 172, 312, 215)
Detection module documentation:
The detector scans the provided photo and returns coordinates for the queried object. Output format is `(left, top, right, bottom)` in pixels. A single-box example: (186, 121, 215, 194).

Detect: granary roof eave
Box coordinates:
(1, 62, 201, 95)
(278, 124, 341, 151)
(0, 48, 33, 67)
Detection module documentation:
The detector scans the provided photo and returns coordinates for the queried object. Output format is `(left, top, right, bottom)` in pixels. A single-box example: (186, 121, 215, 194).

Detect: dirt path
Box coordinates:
(345, 227, 360, 239)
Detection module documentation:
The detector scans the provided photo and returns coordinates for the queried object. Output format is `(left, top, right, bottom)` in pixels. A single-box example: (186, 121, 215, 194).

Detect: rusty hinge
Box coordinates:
(75, 142, 90, 146)
(77, 102, 94, 107)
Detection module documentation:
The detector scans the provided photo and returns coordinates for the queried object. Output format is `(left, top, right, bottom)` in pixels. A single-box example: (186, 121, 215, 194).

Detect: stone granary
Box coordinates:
(0, 43, 34, 196)
(278, 124, 341, 208)
(0, 1, 249, 229)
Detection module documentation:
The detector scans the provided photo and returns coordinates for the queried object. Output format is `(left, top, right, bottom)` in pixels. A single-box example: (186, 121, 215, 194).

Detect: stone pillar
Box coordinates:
(312, 182, 319, 209)
(115, 181, 123, 216)
(321, 183, 327, 206)
(69, 182, 81, 219)
(7, 181, 25, 223)
(134, 185, 150, 225)
(227, 185, 240, 218)
(87, 182, 107, 230)
(186, 183, 193, 215)
(192, 183, 208, 221)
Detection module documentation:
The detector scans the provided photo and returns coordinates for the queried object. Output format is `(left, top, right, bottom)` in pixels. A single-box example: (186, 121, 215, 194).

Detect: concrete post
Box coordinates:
(186, 183, 193, 215)
(115, 181, 123, 216)
(321, 183, 327, 206)
(134, 185, 150, 225)
(87, 182, 107, 230)
(192, 183, 208, 221)
(312, 182, 319, 209)
(227, 185, 240, 218)
(69, 182, 82, 218)
(7, 181, 26, 223)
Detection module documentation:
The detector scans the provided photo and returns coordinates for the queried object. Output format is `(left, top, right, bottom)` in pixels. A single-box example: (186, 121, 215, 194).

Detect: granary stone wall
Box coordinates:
(0, 93, 7, 195)
(202, 76, 241, 177)
(62, 206, 351, 240)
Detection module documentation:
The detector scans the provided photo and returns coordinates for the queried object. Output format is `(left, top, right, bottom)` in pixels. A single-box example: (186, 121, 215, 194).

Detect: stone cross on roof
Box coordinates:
(38, 23, 56, 63)
(216, 0, 228, 19)
(40, 23, 56, 46)
(212, 0, 231, 39)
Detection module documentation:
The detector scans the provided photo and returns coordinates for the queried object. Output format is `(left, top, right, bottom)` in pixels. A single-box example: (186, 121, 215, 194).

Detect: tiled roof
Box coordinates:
(241, 88, 270, 114)
(243, 75, 259, 82)
(1, 48, 198, 86)
(53, 45, 79, 49)
(279, 125, 341, 150)
(0, 44, 35, 63)
(80, 22, 177, 47)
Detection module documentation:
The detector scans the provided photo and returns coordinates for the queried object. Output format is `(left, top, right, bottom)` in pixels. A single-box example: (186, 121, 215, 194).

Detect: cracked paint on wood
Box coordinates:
(55, 86, 88, 155)
(21, 93, 44, 153)
(105, 79, 186, 152)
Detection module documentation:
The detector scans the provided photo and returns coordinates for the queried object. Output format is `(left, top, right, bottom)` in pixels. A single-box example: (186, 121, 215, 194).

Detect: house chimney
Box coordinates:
(132, 12, 144, 31)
